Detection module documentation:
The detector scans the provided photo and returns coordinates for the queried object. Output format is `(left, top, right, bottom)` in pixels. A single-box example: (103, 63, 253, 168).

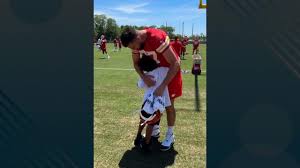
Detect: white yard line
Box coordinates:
(95, 67, 206, 73)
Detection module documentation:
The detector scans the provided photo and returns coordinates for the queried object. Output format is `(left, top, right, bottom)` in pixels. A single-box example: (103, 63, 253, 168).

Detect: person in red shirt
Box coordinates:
(170, 36, 183, 57)
(99, 35, 110, 59)
(181, 36, 189, 60)
(121, 27, 182, 151)
(113, 38, 118, 52)
(117, 37, 122, 51)
(192, 37, 200, 55)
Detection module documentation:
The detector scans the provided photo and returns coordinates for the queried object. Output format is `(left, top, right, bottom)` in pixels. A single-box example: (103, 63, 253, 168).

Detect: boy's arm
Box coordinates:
(137, 78, 146, 88)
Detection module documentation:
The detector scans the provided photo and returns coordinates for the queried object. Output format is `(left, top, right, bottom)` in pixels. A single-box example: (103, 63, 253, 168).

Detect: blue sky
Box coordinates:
(94, 0, 206, 36)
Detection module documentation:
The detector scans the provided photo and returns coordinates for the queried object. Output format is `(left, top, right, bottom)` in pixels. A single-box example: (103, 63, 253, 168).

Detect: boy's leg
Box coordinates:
(140, 124, 154, 152)
(134, 119, 145, 146)
(145, 125, 153, 144)
(151, 121, 160, 138)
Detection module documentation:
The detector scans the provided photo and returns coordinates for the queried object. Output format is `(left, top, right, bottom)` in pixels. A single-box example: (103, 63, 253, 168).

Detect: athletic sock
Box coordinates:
(167, 126, 174, 135)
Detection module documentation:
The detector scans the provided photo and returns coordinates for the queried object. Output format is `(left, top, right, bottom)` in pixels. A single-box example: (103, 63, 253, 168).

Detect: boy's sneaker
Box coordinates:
(160, 133, 175, 151)
(140, 139, 151, 153)
(134, 134, 143, 147)
(151, 124, 160, 138)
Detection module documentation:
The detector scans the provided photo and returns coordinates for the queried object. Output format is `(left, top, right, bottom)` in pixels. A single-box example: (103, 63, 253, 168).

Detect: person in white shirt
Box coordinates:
(134, 54, 171, 152)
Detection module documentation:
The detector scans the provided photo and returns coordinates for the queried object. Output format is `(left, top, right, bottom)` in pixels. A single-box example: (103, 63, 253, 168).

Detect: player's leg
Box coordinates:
(145, 125, 153, 144)
(134, 119, 145, 146)
(104, 49, 110, 59)
(160, 99, 176, 151)
(151, 120, 160, 138)
(140, 124, 154, 152)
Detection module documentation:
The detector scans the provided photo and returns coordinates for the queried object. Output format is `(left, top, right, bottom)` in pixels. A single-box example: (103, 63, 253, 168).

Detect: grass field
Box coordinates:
(94, 43, 206, 168)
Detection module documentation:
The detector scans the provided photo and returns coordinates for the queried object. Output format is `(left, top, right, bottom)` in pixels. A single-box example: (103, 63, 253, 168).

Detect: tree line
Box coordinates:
(94, 14, 206, 42)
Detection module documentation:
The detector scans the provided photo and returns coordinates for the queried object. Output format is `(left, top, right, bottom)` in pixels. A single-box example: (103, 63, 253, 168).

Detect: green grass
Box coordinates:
(94, 44, 206, 168)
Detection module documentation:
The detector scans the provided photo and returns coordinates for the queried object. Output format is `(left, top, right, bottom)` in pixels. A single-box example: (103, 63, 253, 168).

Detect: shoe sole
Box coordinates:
(160, 142, 174, 151)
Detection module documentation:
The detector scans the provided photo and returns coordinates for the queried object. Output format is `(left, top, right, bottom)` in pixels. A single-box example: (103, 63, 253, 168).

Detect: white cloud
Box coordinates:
(94, 10, 146, 25)
(113, 3, 150, 14)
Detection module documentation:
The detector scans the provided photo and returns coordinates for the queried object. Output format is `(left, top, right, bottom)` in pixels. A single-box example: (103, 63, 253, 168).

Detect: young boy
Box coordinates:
(134, 54, 171, 152)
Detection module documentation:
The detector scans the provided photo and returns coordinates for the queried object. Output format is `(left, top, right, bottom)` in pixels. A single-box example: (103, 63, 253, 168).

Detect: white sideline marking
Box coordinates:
(95, 67, 206, 73)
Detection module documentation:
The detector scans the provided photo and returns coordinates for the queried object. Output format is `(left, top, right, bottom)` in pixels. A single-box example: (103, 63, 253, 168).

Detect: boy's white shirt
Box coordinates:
(138, 67, 171, 114)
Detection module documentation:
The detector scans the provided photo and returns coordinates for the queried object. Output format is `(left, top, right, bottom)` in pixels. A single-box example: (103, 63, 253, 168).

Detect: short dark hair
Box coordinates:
(120, 27, 137, 47)
(138, 54, 158, 72)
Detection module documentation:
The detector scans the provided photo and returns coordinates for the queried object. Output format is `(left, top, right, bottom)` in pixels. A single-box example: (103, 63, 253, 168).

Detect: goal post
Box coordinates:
(199, 0, 207, 9)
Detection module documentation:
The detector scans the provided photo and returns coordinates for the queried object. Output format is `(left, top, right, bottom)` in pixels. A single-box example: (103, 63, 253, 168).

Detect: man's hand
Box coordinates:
(154, 84, 165, 97)
(142, 75, 156, 87)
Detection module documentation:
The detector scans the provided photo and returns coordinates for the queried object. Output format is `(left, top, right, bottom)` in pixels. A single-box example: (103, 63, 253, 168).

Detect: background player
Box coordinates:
(181, 36, 189, 60)
(193, 37, 200, 55)
(100, 35, 110, 59)
(113, 38, 118, 52)
(170, 37, 183, 57)
(117, 37, 122, 51)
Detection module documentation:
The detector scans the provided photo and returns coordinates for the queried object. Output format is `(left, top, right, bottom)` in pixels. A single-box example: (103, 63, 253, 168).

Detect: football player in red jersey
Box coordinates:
(170, 36, 183, 57)
(181, 36, 189, 60)
(121, 27, 182, 151)
(193, 37, 200, 55)
(113, 38, 118, 52)
(100, 35, 110, 59)
(117, 37, 122, 51)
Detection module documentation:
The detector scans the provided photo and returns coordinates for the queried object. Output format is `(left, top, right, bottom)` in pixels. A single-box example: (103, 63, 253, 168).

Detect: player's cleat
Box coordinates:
(134, 134, 144, 147)
(160, 133, 175, 151)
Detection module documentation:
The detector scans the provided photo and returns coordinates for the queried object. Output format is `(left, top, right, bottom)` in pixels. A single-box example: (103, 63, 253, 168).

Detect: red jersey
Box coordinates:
(170, 40, 183, 56)
(117, 39, 122, 48)
(134, 28, 182, 99)
(193, 40, 200, 48)
(181, 38, 189, 47)
(136, 28, 175, 67)
(101, 39, 107, 49)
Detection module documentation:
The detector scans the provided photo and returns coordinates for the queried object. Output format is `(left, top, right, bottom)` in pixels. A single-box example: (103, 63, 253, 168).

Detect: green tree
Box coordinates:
(94, 14, 107, 39)
(159, 25, 175, 39)
(105, 18, 119, 41)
